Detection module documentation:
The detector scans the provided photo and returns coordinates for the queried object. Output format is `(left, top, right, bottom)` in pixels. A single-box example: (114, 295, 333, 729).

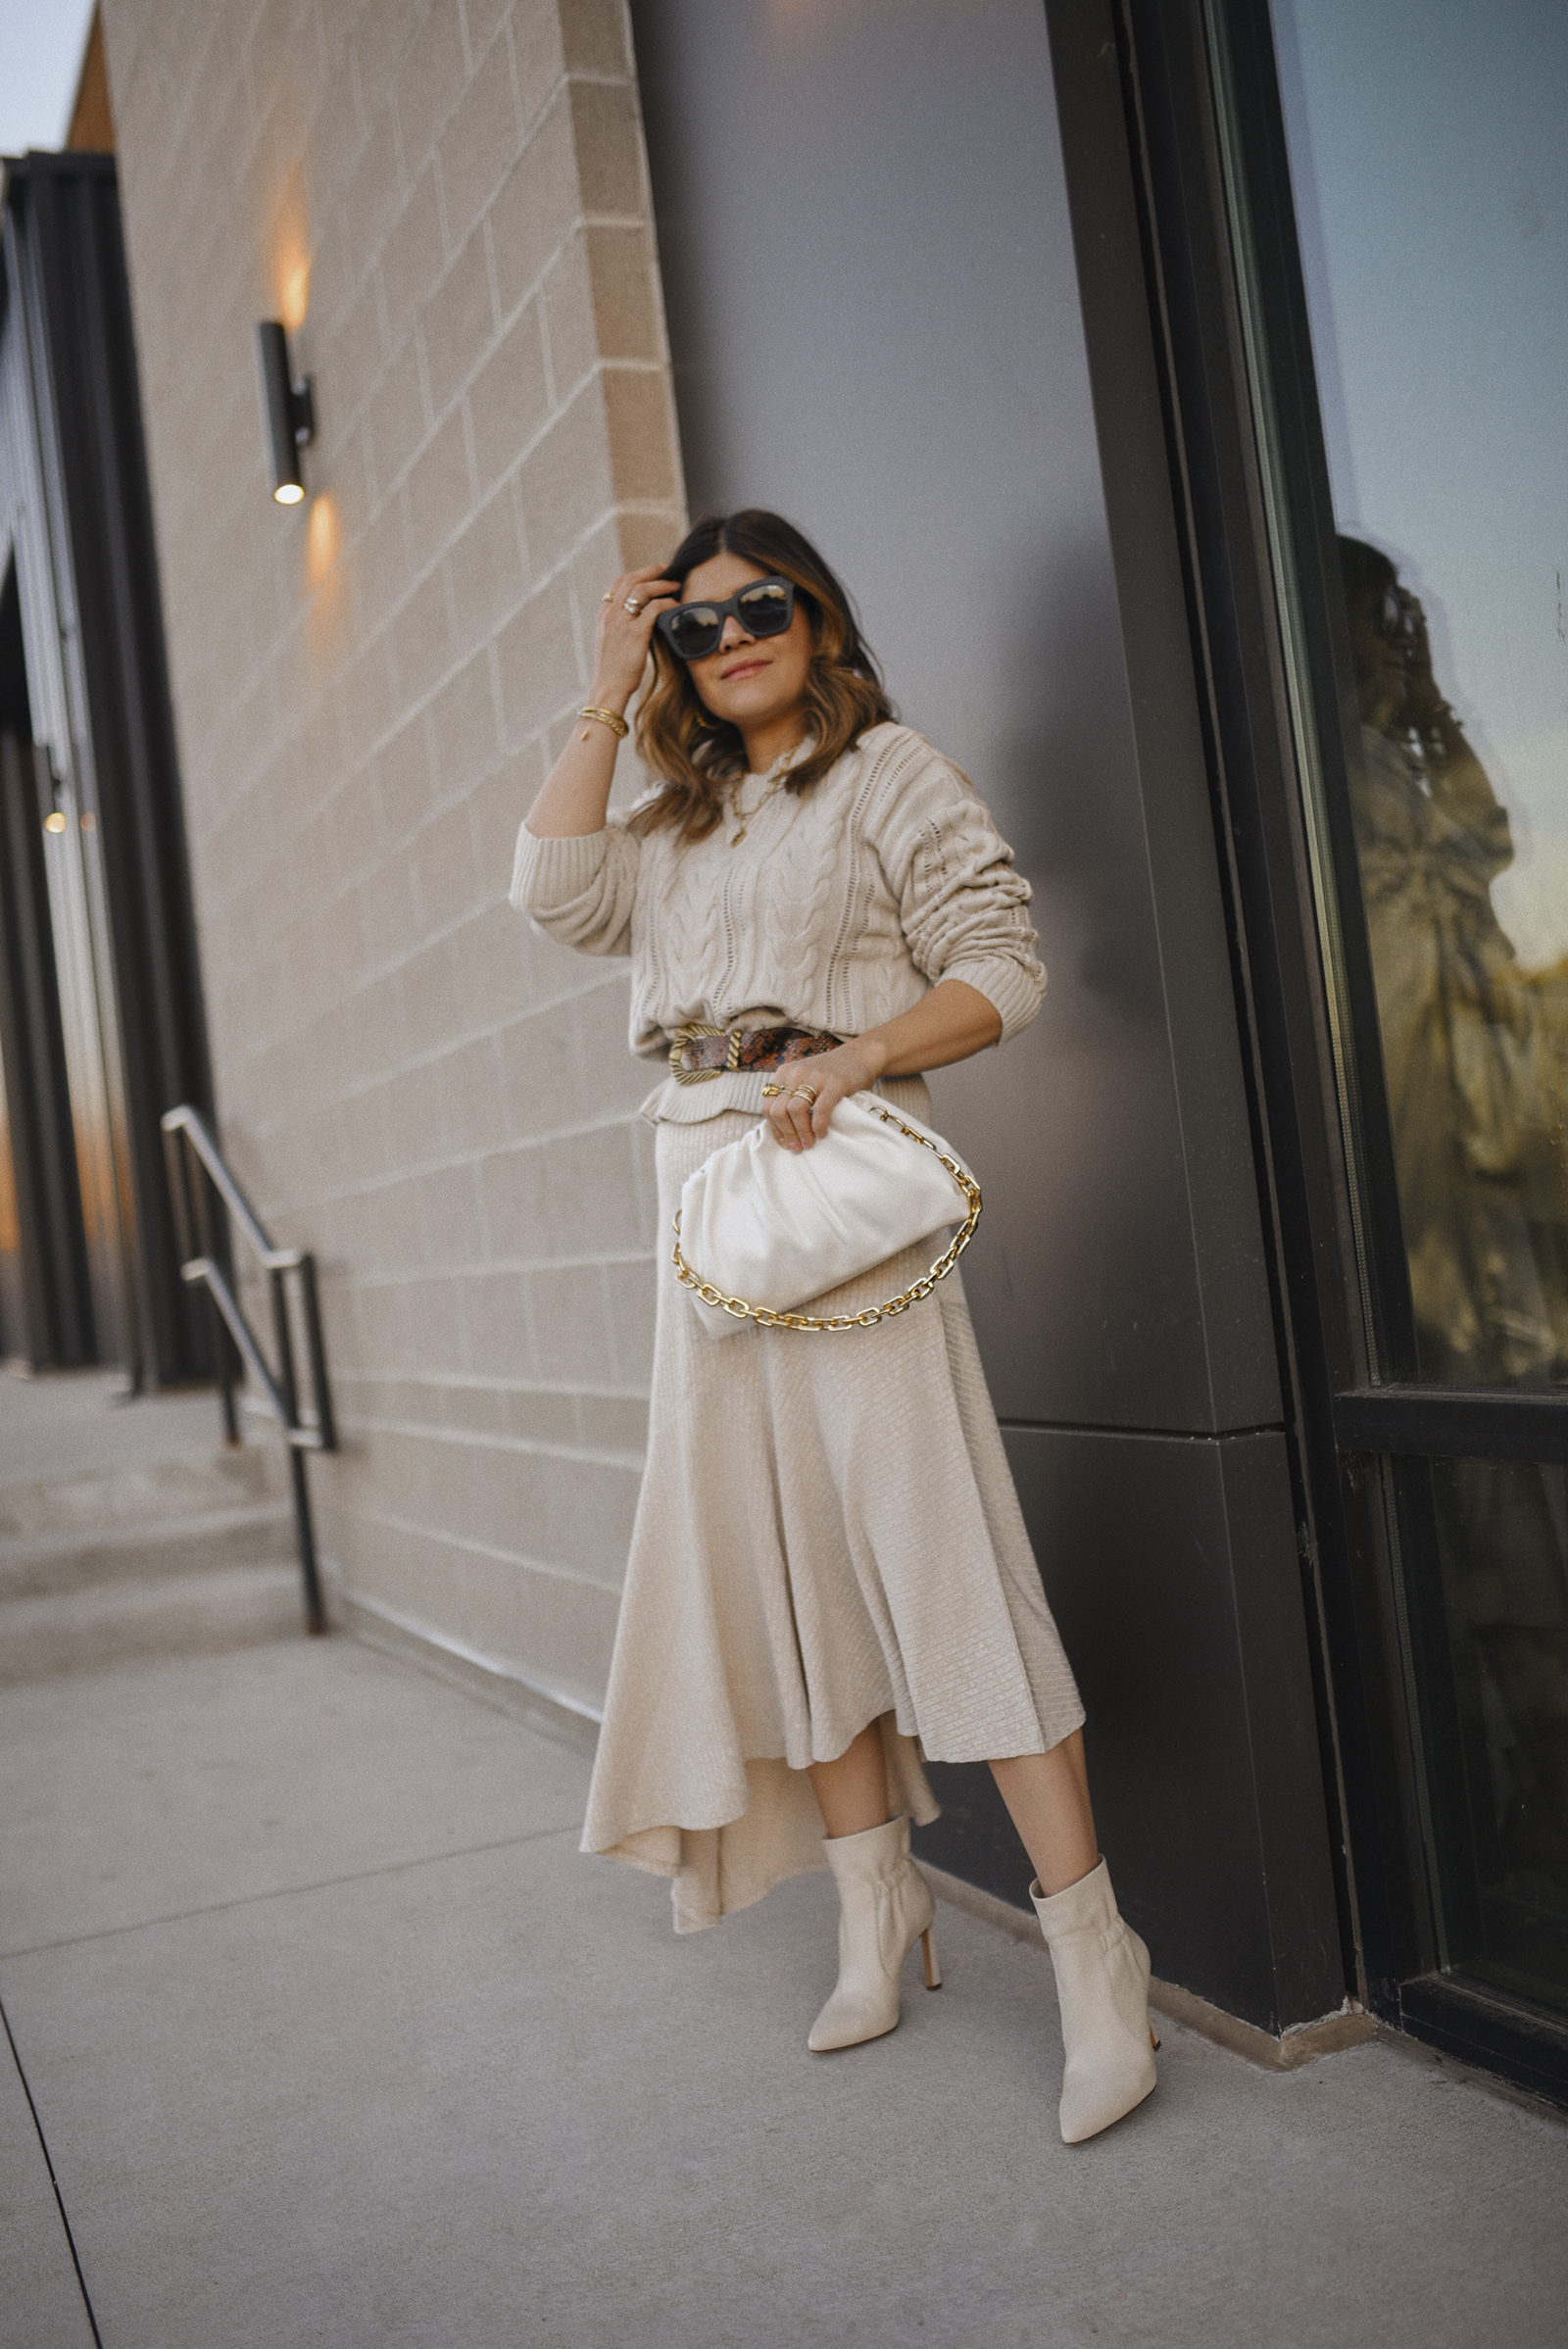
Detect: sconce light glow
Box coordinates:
(279, 260, 311, 337)
(306, 493, 338, 582)
(254, 320, 316, 506)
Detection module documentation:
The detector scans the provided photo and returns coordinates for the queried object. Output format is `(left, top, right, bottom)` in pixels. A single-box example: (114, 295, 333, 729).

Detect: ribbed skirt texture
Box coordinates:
(581, 1096, 1085, 1931)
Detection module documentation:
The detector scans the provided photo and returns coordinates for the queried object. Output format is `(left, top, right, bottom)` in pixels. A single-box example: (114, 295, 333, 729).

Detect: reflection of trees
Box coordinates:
(1485, 954, 1568, 1379)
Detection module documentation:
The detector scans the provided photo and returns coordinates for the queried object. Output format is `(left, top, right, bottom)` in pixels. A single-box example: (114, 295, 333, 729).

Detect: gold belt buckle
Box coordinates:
(669, 1021, 744, 1085)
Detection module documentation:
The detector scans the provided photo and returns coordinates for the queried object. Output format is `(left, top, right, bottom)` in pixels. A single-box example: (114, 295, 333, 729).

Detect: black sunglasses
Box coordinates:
(656, 576, 796, 661)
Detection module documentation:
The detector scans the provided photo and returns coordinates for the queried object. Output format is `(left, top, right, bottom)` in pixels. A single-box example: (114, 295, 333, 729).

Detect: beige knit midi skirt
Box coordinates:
(582, 1090, 1085, 1931)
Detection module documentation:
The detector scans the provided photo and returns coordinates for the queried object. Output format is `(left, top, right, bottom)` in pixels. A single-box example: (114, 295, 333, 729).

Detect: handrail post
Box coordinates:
(297, 1253, 336, 1454)
(286, 1447, 327, 1635)
(270, 1264, 325, 1635)
(189, 1130, 240, 1448)
(161, 1102, 335, 1637)
(163, 1120, 236, 1442)
(162, 1118, 194, 1263)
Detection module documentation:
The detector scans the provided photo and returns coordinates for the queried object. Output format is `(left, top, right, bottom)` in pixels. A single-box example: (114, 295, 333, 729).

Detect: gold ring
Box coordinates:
(601, 590, 614, 604)
(623, 595, 643, 614)
(789, 1084, 820, 1106)
(761, 1083, 783, 1099)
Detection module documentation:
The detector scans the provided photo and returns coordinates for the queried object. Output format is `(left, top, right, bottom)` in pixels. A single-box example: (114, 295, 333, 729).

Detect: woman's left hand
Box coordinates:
(763, 983, 1003, 1150)
(765, 1037, 886, 1150)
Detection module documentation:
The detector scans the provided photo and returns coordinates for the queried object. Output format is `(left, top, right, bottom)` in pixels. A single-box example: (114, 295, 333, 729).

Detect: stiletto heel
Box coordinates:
(921, 1926, 942, 1990)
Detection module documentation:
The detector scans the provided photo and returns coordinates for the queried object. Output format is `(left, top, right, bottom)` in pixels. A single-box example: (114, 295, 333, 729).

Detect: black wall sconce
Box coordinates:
(254, 320, 316, 505)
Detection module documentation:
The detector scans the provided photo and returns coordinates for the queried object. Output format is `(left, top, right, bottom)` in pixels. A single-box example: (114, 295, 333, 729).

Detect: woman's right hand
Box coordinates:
(591, 564, 681, 710)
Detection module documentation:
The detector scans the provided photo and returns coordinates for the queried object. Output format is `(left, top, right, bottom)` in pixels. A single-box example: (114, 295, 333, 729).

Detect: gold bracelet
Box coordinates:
(578, 705, 629, 740)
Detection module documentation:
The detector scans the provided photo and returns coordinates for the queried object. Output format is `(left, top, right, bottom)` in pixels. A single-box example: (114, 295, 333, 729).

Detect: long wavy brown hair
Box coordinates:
(631, 511, 894, 841)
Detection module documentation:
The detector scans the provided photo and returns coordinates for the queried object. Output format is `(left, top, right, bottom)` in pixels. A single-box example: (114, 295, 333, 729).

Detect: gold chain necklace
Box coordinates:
(729, 754, 800, 845)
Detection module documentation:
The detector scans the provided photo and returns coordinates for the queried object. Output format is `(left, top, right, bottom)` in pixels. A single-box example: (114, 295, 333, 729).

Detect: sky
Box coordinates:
(0, 0, 99, 157)
(1274, 0, 1568, 968)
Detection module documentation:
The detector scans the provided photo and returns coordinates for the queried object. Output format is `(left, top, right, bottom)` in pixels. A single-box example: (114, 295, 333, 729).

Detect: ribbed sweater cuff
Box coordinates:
(510, 820, 609, 911)
(943, 955, 1045, 1045)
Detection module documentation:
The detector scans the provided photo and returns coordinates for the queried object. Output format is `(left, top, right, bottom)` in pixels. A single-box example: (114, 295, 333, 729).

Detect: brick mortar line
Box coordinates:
(275, 1128, 655, 1207)
(222, 943, 637, 1055)
(325, 1418, 643, 1470)
(172, 392, 669, 815)
(330, 1373, 648, 1401)
(260, 55, 638, 341)
(330, 1512, 625, 1595)
(329, 1248, 657, 1283)
(185, 458, 674, 823)
(257, 63, 653, 478)
(189, 487, 666, 869)
(347, 348, 671, 569)
(229, 969, 639, 1092)
(220, 1102, 651, 1205)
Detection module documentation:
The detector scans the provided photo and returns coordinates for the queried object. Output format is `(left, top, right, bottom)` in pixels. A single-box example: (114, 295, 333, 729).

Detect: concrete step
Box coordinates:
(0, 1443, 284, 1540)
(0, 1502, 297, 1601)
(0, 1560, 311, 1682)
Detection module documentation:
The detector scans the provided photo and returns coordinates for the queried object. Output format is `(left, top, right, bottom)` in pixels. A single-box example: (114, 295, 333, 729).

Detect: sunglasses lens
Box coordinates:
(665, 605, 721, 660)
(662, 579, 792, 659)
(736, 581, 792, 636)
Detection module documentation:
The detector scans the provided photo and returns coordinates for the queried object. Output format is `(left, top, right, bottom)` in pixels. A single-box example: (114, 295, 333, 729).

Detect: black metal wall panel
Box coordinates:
(631, 0, 1348, 2028)
(916, 1427, 1341, 2031)
(631, 0, 1279, 1439)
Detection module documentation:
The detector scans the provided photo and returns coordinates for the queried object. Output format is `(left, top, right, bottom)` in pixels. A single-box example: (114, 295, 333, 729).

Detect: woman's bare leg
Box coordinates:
(990, 1732, 1099, 1895)
(808, 1721, 890, 1838)
(808, 1722, 1098, 1883)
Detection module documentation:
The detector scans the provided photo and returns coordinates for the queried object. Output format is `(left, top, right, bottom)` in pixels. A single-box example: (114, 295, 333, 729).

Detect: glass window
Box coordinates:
(1393, 1453, 1568, 2010)
(1270, 0, 1568, 1391)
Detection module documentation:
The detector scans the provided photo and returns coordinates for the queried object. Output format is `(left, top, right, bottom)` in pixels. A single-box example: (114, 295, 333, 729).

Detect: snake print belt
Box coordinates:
(667, 1022, 842, 1085)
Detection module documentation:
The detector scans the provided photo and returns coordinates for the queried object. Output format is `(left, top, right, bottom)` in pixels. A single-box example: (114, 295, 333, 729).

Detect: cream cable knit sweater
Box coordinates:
(510, 724, 1046, 1066)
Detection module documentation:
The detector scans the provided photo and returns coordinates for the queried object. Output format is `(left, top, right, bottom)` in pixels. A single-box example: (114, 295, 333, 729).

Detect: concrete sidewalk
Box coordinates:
(2, 1637, 1565, 2349)
(0, 1369, 224, 1485)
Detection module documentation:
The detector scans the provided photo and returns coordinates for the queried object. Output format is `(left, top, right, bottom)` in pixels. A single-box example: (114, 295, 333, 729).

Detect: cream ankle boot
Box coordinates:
(1031, 1859, 1158, 2142)
(808, 1814, 942, 2052)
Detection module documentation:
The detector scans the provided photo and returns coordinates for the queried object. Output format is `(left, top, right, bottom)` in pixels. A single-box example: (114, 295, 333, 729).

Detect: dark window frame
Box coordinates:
(1045, 0, 1568, 2107)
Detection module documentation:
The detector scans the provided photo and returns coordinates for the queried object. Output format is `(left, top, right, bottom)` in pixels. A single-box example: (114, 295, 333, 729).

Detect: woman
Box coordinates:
(512, 511, 1157, 2143)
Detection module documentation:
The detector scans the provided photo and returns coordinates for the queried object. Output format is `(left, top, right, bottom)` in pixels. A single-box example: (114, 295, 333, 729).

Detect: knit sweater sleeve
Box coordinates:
(509, 819, 639, 958)
(869, 736, 1046, 1043)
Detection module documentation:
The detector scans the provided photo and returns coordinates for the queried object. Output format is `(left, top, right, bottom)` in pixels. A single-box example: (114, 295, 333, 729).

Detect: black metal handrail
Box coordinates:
(161, 1104, 336, 1634)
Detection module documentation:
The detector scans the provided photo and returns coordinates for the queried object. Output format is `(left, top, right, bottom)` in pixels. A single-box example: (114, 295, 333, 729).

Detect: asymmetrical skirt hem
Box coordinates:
(582, 1097, 1086, 1934)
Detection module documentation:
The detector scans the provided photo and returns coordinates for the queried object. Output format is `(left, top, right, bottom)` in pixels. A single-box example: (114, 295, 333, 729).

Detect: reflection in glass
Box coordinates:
(1341, 539, 1568, 1388)
(1400, 1453, 1568, 2011)
(1267, 0, 1568, 1393)
(1258, 0, 1568, 2033)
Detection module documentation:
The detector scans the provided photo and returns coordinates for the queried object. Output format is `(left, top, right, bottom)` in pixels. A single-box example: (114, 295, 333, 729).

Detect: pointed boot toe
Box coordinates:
(808, 1814, 940, 2053)
(1032, 1859, 1158, 2143)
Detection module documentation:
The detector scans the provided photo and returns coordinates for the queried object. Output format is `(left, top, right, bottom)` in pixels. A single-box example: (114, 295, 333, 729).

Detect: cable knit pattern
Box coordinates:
(510, 723, 1047, 1057)
(509, 725, 1079, 1934)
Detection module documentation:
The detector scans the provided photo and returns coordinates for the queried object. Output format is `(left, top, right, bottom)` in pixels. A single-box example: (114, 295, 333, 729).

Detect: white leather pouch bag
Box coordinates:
(673, 1092, 981, 1338)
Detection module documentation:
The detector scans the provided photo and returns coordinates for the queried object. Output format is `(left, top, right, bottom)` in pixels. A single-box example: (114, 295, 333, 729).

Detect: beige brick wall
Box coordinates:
(100, 0, 684, 1711)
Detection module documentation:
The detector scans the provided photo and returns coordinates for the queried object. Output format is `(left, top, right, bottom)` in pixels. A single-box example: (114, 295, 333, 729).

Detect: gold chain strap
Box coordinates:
(671, 1103, 982, 1331)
